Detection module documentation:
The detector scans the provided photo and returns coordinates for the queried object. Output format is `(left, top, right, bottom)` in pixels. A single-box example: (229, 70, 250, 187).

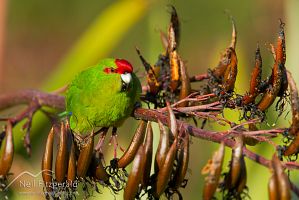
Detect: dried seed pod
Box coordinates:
(142, 121, 153, 187)
(276, 22, 287, 97)
(124, 145, 145, 200)
(257, 62, 282, 111)
(67, 138, 76, 184)
(168, 14, 180, 92)
(222, 48, 238, 93)
(169, 5, 180, 47)
(288, 71, 299, 135)
(202, 142, 225, 200)
(55, 122, 68, 183)
(154, 138, 178, 198)
(0, 121, 14, 177)
(178, 56, 191, 107)
(167, 102, 178, 137)
(211, 20, 237, 81)
(268, 173, 279, 200)
(155, 120, 170, 173)
(284, 134, 299, 156)
(41, 127, 54, 193)
(77, 133, 94, 178)
(270, 155, 291, 200)
(136, 48, 160, 95)
(95, 157, 109, 182)
(173, 133, 189, 188)
(225, 136, 247, 194)
(242, 45, 263, 105)
(118, 120, 146, 168)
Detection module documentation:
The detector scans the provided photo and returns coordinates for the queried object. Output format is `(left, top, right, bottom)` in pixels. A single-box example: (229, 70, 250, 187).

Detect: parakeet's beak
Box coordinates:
(121, 73, 132, 91)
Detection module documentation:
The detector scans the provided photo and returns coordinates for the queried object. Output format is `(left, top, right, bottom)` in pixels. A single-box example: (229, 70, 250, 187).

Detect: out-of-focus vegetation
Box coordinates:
(2, 0, 298, 199)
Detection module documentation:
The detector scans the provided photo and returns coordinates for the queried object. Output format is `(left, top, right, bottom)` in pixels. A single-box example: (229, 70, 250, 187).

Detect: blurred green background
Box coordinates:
(1, 0, 299, 199)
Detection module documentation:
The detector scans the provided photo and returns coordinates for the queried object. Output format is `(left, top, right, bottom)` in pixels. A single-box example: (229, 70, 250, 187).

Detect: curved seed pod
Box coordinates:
(142, 121, 153, 187)
(67, 139, 76, 184)
(287, 71, 299, 135)
(225, 136, 246, 190)
(41, 127, 54, 193)
(77, 133, 94, 178)
(229, 18, 237, 50)
(154, 138, 178, 198)
(284, 133, 299, 156)
(136, 48, 160, 95)
(268, 173, 279, 200)
(202, 142, 225, 200)
(167, 102, 178, 137)
(118, 120, 147, 168)
(222, 48, 238, 93)
(242, 45, 262, 105)
(276, 22, 287, 97)
(271, 155, 291, 200)
(173, 133, 189, 188)
(168, 19, 180, 92)
(124, 145, 145, 200)
(257, 62, 282, 111)
(0, 121, 14, 177)
(178, 56, 191, 107)
(95, 157, 109, 182)
(55, 122, 68, 183)
(155, 120, 170, 173)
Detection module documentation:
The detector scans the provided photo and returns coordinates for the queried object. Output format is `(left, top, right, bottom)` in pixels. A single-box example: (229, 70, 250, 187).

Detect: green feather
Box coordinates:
(66, 58, 141, 134)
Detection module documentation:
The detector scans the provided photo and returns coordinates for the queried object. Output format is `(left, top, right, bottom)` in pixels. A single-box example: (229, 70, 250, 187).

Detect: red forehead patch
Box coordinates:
(115, 59, 133, 74)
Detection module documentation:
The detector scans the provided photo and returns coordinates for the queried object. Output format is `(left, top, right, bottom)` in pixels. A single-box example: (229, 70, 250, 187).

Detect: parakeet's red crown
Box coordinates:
(115, 59, 133, 74)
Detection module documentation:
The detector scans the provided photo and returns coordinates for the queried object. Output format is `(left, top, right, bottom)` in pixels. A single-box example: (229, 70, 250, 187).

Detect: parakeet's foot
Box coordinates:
(95, 127, 109, 152)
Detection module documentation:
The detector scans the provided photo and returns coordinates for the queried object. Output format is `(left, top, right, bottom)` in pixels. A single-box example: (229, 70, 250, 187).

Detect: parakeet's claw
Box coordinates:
(95, 127, 109, 152)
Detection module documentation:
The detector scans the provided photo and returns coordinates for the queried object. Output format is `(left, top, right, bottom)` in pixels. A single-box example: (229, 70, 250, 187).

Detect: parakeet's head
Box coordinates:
(103, 58, 134, 91)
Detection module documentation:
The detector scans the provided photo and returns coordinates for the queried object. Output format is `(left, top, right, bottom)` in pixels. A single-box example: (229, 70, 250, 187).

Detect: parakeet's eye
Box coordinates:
(103, 67, 116, 74)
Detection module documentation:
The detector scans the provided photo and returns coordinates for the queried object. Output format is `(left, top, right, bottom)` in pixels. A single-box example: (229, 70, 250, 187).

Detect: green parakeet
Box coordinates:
(66, 58, 141, 134)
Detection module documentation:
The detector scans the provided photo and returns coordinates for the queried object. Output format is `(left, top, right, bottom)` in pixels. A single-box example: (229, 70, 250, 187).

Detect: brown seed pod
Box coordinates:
(0, 121, 14, 178)
(242, 45, 263, 105)
(168, 16, 180, 92)
(55, 122, 68, 183)
(41, 127, 54, 193)
(169, 5, 180, 47)
(276, 22, 287, 97)
(222, 47, 238, 93)
(155, 120, 170, 173)
(136, 48, 160, 95)
(118, 120, 147, 168)
(270, 155, 291, 200)
(67, 138, 76, 184)
(154, 138, 178, 198)
(172, 132, 189, 189)
(202, 142, 225, 200)
(77, 133, 94, 178)
(142, 121, 153, 187)
(178, 56, 191, 107)
(167, 102, 178, 137)
(94, 156, 109, 182)
(123, 145, 145, 200)
(257, 62, 282, 111)
(287, 71, 299, 135)
(229, 18, 237, 50)
(225, 136, 247, 193)
(268, 173, 279, 200)
(284, 134, 299, 156)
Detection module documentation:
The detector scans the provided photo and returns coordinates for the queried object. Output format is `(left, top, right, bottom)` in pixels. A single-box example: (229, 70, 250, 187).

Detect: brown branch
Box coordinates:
(0, 89, 299, 196)
(189, 73, 209, 82)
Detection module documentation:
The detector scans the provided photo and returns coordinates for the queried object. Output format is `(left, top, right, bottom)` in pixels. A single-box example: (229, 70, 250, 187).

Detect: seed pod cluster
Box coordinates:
(137, 6, 191, 108)
(41, 122, 110, 199)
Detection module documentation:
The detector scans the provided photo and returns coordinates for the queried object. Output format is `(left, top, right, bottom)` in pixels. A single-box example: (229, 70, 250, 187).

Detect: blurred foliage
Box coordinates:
(4, 0, 298, 199)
